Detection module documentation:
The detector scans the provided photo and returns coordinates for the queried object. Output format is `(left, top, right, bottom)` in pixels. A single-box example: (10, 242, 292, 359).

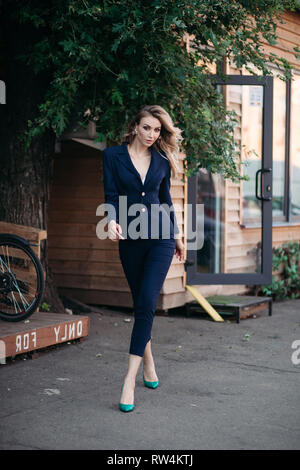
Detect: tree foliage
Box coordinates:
(5, 0, 300, 181)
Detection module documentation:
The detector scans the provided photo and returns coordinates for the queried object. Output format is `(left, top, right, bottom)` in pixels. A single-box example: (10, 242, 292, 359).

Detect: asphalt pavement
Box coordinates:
(0, 298, 299, 450)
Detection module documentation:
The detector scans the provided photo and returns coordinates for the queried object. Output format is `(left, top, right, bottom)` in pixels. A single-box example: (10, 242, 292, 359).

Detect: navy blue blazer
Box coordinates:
(102, 142, 179, 240)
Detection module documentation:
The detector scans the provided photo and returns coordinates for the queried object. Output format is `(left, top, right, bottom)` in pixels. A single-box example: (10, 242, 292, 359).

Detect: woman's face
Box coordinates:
(135, 116, 161, 147)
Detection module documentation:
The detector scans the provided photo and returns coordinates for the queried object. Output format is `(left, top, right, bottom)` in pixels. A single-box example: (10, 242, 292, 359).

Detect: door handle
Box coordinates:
(184, 259, 194, 272)
(255, 168, 272, 201)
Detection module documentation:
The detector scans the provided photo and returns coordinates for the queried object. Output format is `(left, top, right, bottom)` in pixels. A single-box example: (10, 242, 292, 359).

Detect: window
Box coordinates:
(272, 71, 286, 220)
(267, 66, 300, 225)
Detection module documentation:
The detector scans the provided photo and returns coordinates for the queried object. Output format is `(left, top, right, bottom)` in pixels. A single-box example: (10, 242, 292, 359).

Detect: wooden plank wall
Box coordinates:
(48, 141, 186, 310)
(261, 10, 300, 70)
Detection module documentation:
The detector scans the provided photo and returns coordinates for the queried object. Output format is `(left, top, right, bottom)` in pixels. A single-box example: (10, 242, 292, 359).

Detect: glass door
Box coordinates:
(186, 75, 273, 285)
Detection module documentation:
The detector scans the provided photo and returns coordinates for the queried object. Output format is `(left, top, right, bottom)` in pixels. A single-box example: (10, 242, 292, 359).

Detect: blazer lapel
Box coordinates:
(116, 142, 159, 187)
(115, 143, 136, 176)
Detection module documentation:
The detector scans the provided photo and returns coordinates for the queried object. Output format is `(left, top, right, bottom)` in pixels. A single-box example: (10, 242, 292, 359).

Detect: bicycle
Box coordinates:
(0, 233, 45, 322)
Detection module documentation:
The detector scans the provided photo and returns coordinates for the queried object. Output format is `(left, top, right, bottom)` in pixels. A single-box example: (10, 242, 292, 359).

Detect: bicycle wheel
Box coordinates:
(0, 234, 45, 322)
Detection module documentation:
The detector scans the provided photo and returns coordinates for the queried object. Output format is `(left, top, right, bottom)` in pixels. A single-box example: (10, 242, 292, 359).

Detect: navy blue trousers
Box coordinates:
(118, 238, 176, 357)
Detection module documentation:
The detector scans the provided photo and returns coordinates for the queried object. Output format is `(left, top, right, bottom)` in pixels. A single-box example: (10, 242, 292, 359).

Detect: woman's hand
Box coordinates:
(174, 238, 184, 262)
(108, 220, 125, 241)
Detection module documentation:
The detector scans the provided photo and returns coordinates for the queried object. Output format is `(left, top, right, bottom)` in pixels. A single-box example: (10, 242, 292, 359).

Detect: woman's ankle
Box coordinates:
(143, 355, 155, 370)
(143, 361, 158, 380)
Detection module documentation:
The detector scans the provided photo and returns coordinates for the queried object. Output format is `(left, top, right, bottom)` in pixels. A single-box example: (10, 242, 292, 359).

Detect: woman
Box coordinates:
(102, 105, 185, 412)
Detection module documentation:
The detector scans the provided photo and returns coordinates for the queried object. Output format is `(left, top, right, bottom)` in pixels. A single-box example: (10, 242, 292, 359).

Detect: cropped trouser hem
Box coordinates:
(129, 317, 152, 357)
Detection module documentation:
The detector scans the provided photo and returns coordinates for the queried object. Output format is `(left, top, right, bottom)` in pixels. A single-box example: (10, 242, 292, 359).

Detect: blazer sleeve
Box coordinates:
(102, 149, 119, 224)
(158, 164, 180, 236)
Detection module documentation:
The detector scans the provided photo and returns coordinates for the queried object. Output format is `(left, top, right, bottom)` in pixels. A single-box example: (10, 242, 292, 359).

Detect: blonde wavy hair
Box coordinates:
(121, 105, 183, 180)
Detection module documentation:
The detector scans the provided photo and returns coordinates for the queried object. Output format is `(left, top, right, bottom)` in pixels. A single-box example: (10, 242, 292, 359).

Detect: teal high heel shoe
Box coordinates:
(143, 371, 159, 389)
(119, 384, 135, 412)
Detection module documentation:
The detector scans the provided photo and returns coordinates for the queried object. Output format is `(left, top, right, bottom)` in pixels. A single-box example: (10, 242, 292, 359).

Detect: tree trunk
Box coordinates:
(0, 4, 65, 313)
